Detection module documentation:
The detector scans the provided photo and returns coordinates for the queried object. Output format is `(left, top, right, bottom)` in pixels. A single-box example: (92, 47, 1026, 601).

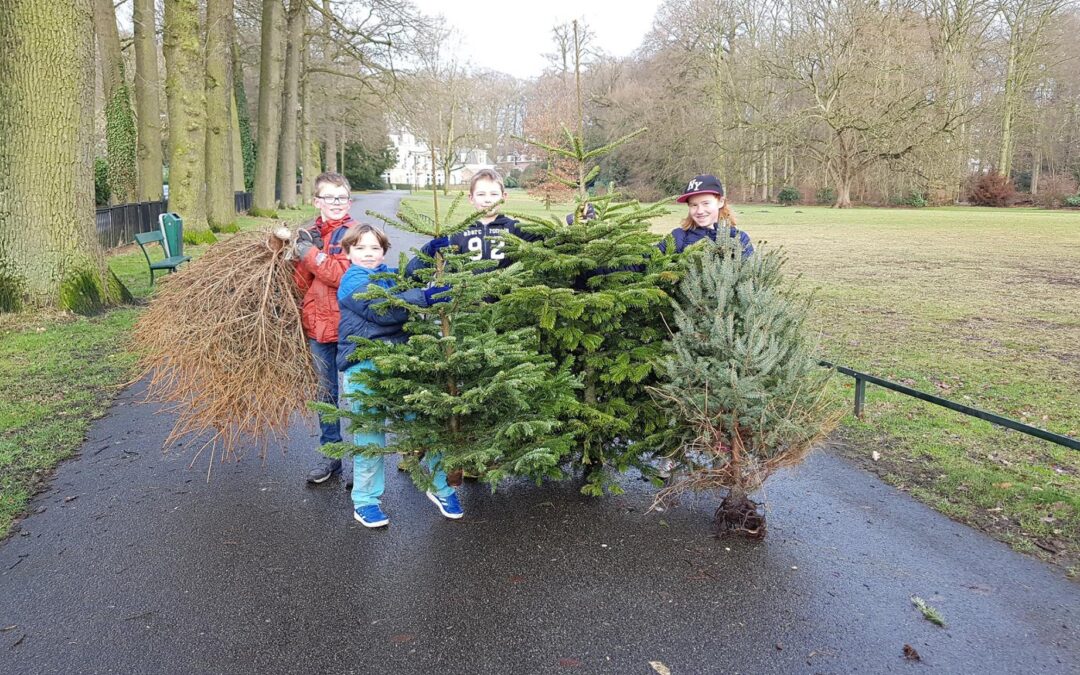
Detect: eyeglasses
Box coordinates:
(317, 195, 350, 205)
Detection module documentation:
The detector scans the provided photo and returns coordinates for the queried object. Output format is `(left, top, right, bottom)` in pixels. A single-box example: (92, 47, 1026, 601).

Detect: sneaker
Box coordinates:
(306, 458, 342, 484)
(655, 457, 676, 479)
(426, 490, 464, 519)
(353, 504, 389, 528)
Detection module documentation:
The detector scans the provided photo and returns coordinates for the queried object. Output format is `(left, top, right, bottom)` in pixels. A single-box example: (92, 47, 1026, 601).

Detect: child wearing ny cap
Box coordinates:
(653, 174, 754, 480)
(659, 174, 754, 257)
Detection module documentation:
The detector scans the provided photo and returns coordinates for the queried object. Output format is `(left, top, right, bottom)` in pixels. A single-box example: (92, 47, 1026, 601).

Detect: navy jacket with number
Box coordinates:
(405, 214, 538, 277)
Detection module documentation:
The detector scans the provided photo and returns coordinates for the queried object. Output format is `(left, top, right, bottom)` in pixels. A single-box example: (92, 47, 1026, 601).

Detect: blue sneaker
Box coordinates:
(353, 504, 389, 528)
(426, 490, 464, 519)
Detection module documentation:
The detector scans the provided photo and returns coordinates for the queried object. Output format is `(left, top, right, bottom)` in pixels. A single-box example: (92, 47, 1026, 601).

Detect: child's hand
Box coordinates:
(295, 229, 322, 259)
(423, 285, 452, 305)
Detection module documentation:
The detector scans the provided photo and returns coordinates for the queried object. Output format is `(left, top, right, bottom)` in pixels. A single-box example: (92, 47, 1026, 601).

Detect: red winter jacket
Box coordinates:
(294, 216, 353, 343)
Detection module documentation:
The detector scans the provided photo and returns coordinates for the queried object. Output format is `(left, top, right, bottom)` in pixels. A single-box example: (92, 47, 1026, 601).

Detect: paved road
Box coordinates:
(1, 192, 1077, 674)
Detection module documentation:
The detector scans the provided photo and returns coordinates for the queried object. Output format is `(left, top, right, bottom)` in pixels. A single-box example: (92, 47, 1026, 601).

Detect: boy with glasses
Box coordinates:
(293, 172, 355, 484)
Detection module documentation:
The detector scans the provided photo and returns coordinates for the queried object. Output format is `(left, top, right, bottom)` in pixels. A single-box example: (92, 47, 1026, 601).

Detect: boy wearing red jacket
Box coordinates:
(294, 172, 355, 484)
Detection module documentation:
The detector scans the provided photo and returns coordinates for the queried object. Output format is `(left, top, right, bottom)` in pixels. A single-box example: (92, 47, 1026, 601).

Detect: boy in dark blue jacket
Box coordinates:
(405, 169, 537, 277)
(336, 224, 457, 528)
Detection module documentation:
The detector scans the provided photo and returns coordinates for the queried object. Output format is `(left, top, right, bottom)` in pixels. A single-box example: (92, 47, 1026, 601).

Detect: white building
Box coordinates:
(387, 128, 493, 188)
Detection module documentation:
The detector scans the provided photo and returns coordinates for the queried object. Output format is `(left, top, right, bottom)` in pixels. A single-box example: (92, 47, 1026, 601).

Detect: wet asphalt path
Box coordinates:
(1, 192, 1077, 674)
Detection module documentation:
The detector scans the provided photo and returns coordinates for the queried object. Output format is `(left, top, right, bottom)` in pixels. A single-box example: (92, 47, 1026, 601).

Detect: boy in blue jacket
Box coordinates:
(405, 169, 537, 277)
(336, 224, 458, 528)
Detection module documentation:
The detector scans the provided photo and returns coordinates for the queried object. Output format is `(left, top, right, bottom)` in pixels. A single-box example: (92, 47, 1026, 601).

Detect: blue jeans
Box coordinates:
(342, 360, 452, 508)
(309, 339, 342, 447)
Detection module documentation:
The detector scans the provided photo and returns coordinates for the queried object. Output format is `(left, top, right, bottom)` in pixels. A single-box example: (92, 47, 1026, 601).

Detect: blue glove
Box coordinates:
(426, 236, 450, 254)
(565, 204, 597, 225)
(423, 285, 451, 305)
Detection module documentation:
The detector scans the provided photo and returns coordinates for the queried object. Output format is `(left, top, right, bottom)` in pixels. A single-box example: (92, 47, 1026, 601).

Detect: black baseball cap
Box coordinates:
(676, 175, 724, 203)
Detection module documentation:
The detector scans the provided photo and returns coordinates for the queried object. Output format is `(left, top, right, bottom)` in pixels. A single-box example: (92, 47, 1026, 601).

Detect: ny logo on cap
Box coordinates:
(687, 179, 702, 191)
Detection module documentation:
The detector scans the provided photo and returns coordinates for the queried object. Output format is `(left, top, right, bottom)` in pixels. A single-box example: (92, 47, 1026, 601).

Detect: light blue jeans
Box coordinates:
(342, 360, 453, 508)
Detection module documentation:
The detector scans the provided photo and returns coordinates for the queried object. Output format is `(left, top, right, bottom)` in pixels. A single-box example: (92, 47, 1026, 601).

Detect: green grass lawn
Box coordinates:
(404, 190, 1080, 574)
(0, 206, 316, 537)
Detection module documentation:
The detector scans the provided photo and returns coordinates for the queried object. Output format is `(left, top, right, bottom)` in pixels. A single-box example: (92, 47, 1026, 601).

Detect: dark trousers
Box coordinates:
(309, 339, 343, 447)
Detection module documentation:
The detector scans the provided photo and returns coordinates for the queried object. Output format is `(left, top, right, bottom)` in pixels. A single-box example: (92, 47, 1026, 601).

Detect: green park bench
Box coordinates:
(134, 229, 190, 285)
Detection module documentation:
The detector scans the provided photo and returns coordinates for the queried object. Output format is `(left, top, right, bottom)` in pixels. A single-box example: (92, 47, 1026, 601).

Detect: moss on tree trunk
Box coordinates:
(0, 0, 128, 312)
(133, 0, 164, 202)
(205, 0, 236, 230)
(252, 0, 284, 214)
(163, 0, 211, 239)
(276, 0, 305, 209)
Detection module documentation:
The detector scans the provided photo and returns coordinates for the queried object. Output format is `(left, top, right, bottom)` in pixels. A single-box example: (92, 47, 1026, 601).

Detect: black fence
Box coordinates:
(823, 361, 1080, 451)
(95, 199, 169, 250)
(96, 192, 252, 250)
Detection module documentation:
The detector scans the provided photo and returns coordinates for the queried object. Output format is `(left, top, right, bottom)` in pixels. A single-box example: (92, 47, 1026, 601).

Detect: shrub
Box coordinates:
(815, 187, 836, 205)
(1033, 174, 1079, 209)
(967, 172, 1015, 207)
(94, 157, 110, 206)
(777, 186, 801, 206)
(902, 191, 928, 208)
(1064, 195, 1080, 208)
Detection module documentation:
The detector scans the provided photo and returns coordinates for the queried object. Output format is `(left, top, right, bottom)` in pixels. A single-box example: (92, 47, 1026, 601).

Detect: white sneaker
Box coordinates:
(655, 457, 676, 479)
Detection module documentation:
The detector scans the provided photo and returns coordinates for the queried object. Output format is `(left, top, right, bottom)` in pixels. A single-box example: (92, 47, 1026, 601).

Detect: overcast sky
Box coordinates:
(409, 0, 661, 79)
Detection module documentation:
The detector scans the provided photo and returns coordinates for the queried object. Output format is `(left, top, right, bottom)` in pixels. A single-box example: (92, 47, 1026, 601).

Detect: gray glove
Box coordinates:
(295, 228, 321, 259)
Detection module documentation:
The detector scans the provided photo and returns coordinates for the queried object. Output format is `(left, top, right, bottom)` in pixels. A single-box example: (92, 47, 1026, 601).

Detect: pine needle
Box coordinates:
(131, 228, 319, 474)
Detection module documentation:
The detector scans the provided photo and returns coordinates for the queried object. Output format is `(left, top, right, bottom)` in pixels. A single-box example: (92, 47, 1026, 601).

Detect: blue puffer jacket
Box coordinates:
(336, 263, 429, 371)
(658, 223, 754, 257)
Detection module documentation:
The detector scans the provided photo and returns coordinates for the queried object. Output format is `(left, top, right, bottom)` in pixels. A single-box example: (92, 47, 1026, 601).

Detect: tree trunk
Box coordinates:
(325, 126, 337, 173)
(230, 90, 246, 192)
(231, 39, 255, 192)
(998, 26, 1020, 177)
(133, 0, 164, 202)
(833, 133, 854, 208)
(300, 64, 319, 204)
(834, 181, 852, 209)
(163, 0, 209, 238)
(0, 0, 127, 312)
(760, 152, 769, 202)
(1030, 142, 1041, 196)
(93, 0, 137, 204)
(252, 0, 284, 215)
(276, 0, 305, 209)
(205, 0, 235, 230)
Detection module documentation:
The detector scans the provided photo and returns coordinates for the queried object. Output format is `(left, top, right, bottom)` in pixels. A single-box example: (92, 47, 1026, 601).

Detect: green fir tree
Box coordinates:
(499, 126, 679, 495)
(648, 237, 842, 537)
(315, 193, 581, 489)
